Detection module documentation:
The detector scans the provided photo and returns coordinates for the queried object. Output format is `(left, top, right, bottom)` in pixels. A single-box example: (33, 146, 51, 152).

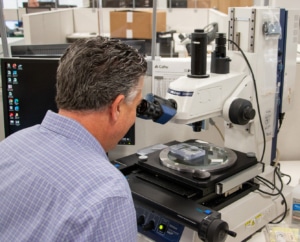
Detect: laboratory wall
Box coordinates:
(276, 63, 300, 161)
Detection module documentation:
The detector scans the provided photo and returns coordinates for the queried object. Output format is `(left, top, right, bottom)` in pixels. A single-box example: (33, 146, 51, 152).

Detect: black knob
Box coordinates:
(243, 106, 256, 120)
(226, 229, 237, 238)
(229, 98, 256, 125)
(137, 215, 145, 226)
(198, 217, 236, 242)
(143, 220, 155, 231)
(206, 219, 228, 242)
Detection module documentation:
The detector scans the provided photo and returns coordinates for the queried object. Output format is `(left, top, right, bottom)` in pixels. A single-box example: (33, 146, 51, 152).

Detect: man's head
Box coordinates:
(56, 36, 147, 111)
(56, 36, 147, 150)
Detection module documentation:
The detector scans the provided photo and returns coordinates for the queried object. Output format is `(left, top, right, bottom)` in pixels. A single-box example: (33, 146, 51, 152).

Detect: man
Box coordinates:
(28, 0, 39, 7)
(0, 36, 147, 241)
(27, 0, 55, 7)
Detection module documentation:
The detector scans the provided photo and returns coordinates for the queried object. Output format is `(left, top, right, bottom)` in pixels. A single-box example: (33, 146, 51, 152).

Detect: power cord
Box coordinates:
(209, 118, 225, 141)
(247, 166, 288, 224)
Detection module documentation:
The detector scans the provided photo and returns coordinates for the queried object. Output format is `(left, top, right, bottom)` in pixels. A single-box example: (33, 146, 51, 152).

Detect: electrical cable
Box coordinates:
(246, 178, 288, 224)
(277, 163, 292, 185)
(209, 118, 225, 141)
(280, 172, 292, 185)
(252, 166, 288, 224)
(227, 39, 266, 164)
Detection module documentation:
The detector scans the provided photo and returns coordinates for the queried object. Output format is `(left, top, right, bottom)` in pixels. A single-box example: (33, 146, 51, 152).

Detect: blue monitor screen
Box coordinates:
(1, 58, 58, 136)
(1, 57, 135, 145)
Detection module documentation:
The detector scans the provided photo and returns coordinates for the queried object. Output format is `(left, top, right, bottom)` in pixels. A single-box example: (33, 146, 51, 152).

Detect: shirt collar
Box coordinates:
(41, 110, 106, 156)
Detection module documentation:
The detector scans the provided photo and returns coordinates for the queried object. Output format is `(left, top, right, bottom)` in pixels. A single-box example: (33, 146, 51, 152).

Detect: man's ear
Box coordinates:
(110, 94, 125, 122)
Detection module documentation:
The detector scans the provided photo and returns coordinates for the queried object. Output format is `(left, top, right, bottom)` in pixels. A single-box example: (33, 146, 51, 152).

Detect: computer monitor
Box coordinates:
(26, 7, 52, 14)
(23, 1, 55, 8)
(11, 41, 146, 58)
(23, 2, 76, 8)
(1, 58, 58, 137)
(11, 44, 70, 58)
(1, 57, 135, 144)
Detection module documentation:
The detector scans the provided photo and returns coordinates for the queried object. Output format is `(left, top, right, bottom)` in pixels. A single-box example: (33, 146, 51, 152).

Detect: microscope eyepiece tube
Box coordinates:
(188, 29, 209, 78)
(210, 32, 231, 74)
(214, 33, 227, 58)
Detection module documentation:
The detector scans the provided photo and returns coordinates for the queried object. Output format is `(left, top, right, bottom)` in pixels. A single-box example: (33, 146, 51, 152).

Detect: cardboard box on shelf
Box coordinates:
(210, 0, 253, 14)
(110, 10, 166, 39)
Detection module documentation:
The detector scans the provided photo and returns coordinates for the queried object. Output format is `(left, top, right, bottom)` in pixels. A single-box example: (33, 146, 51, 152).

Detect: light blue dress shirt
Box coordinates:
(0, 110, 137, 241)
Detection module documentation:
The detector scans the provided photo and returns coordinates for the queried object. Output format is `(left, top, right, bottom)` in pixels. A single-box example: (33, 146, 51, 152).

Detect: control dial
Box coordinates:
(142, 220, 155, 231)
(198, 217, 236, 242)
(228, 98, 256, 125)
(137, 215, 145, 226)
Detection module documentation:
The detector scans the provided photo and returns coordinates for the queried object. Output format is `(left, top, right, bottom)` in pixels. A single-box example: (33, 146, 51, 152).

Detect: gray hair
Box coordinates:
(55, 36, 147, 111)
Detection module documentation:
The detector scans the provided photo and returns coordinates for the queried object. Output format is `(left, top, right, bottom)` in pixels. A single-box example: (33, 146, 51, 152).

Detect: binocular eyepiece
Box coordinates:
(136, 94, 177, 124)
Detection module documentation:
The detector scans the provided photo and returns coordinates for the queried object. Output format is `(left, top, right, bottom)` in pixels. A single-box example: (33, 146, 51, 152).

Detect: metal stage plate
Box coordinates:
(134, 140, 258, 189)
(159, 141, 237, 173)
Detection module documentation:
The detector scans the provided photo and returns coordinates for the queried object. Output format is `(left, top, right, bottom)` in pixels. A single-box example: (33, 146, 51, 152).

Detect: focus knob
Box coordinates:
(243, 106, 256, 120)
(198, 217, 236, 242)
(137, 215, 145, 226)
(229, 98, 256, 125)
(143, 220, 155, 231)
